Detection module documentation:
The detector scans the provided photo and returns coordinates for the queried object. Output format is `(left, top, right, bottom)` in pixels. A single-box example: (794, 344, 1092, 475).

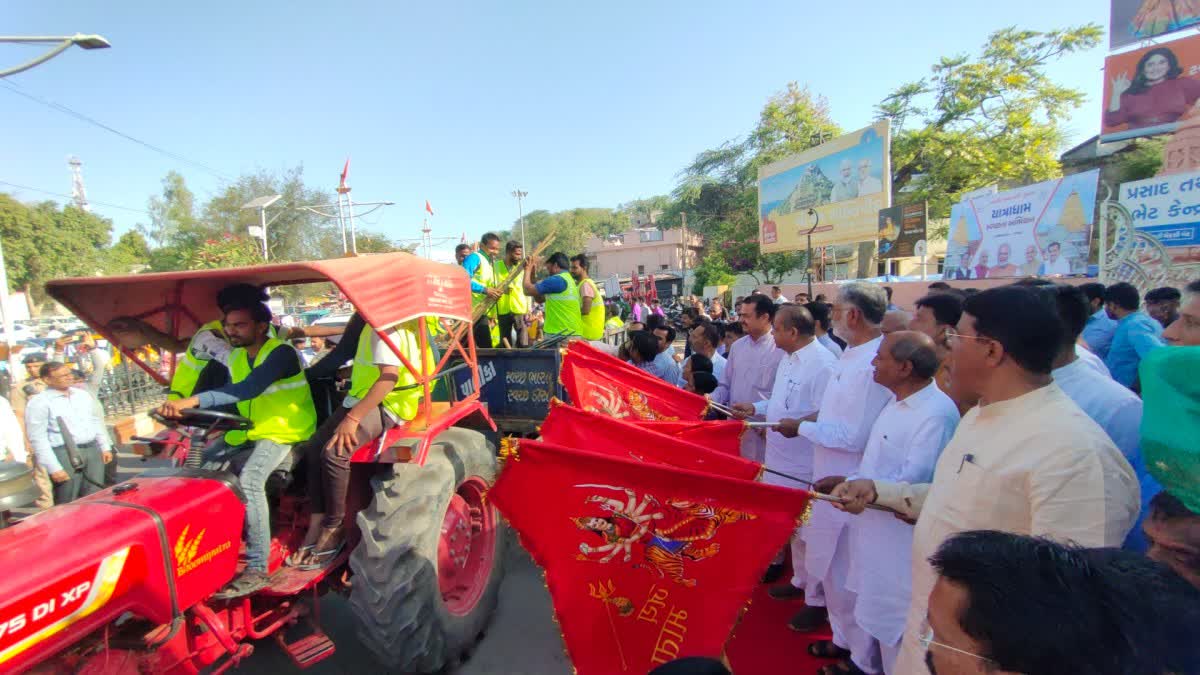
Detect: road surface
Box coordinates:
(234, 541, 572, 674)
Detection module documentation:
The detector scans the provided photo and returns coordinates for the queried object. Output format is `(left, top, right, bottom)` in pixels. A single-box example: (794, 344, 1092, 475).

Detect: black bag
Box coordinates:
(57, 416, 85, 471)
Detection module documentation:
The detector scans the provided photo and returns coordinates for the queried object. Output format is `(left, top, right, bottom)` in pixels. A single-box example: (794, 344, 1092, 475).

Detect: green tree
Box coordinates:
(185, 234, 264, 269)
(202, 166, 340, 261)
(666, 83, 837, 281)
(0, 195, 113, 311)
(878, 25, 1104, 219)
(499, 207, 630, 258)
(102, 230, 152, 274)
(142, 171, 203, 248)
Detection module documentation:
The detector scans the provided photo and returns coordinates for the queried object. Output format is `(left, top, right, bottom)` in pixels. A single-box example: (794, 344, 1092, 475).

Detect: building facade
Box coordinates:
(585, 227, 703, 279)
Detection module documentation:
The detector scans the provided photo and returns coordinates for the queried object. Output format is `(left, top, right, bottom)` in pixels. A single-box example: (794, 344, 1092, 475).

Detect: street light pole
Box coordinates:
(511, 190, 527, 251)
(803, 208, 820, 299)
(0, 34, 111, 78)
(0, 33, 109, 388)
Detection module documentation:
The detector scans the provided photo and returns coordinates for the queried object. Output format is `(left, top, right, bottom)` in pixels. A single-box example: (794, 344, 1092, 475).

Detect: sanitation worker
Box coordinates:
(286, 313, 436, 569)
(157, 299, 317, 598)
(523, 252, 582, 338)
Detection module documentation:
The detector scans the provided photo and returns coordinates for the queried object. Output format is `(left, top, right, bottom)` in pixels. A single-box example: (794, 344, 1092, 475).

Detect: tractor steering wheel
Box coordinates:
(149, 408, 254, 432)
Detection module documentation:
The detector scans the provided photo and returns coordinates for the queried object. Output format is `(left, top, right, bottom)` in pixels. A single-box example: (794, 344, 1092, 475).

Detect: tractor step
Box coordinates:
(276, 630, 336, 668)
(259, 549, 351, 596)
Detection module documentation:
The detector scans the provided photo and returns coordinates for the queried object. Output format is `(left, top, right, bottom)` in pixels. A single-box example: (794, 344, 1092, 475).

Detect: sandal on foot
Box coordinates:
(297, 542, 345, 571)
(807, 640, 852, 660)
(285, 544, 315, 567)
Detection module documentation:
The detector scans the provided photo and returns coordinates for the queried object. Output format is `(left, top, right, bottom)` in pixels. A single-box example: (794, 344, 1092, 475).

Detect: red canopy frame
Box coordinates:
(45, 253, 493, 464)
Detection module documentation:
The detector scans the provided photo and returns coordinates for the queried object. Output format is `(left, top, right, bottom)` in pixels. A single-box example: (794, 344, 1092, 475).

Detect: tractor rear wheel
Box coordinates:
(348, 427, 507, 673)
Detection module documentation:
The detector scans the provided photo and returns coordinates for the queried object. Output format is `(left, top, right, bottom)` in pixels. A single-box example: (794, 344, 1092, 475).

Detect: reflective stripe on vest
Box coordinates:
(544, 272, 582, 336)
(495, 259, 529, 315)
(169, 319, 225, 400)
(223, 338, 316, 446)
(348, 323, 433, 422)
(577, 277, 606, 340)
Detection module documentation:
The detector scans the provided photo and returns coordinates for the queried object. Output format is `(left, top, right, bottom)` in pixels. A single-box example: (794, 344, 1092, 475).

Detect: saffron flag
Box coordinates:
(631, 420, 747, 457)
(338, 157, 350, 190)
(561, 343, 709, 421)
(425, 199, 435, 216)
(541, 403, 760, 481)
(489, 440, 811, 674)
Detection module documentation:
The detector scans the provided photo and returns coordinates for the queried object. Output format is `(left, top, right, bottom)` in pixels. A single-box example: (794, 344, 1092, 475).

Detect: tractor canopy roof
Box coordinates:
(45, 253, 472, 346)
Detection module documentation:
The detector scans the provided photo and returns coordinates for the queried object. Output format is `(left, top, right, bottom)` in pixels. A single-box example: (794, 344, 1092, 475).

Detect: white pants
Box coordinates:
(816, 528, 880, 674)
(789, 528, 807, 588)
(881, 638, 902, 675)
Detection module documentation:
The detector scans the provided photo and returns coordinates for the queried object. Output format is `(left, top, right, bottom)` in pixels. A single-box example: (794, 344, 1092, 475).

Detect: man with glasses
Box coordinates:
(830, 285, 1138, 674)
(922, 530, 1200, 675)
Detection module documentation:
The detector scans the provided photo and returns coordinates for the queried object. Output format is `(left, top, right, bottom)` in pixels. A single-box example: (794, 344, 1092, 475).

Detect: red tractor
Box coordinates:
(0, 254, 507, 674)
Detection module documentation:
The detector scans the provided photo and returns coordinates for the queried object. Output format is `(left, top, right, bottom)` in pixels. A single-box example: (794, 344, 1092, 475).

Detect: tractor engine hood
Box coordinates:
(0, 469, 245, 673)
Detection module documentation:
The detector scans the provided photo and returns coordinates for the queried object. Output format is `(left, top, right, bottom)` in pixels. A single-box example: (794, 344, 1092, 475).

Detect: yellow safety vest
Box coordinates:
(169, 319, 225, 400)
(543, 272, 582, 337)
(495, 259, 529, 316)
(577, 277, 606, 340)
(469, 252, 501, 344)
(348, 322, 434, 422)
(224, 338, 316, 446)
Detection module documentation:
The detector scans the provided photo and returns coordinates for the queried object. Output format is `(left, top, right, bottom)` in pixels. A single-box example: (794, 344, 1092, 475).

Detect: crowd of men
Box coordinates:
(628, 277, 1200, 675)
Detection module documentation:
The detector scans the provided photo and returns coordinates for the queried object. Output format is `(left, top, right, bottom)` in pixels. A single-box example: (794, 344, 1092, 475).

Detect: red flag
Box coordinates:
(338, 157, 350, 190)
(647, 274, 657, 301)
(425, 200, 435, 216)
(631, 420, 747, 457)
(562, 342, 709, 421)
(489, 439, 811, 674)
(541, 403, 760, 480)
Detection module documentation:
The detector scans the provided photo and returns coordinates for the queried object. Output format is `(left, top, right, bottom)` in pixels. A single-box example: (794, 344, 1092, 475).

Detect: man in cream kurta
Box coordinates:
(832, 286, 1138, 674)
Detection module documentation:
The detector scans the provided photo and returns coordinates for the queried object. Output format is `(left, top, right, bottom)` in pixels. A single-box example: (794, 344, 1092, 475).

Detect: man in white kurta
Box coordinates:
(732, 305, 837, 597)
(846, 332, 959, 674)
(712, 294, 783, 462)
(792, 284, 894, 660)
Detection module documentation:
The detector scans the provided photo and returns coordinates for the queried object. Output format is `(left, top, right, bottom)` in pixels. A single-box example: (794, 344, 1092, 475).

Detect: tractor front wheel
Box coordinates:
(348, 427, 507, 673)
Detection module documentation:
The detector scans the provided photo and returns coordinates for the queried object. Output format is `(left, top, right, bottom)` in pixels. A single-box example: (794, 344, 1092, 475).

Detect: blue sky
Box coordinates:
(5, 1, 1109, 250)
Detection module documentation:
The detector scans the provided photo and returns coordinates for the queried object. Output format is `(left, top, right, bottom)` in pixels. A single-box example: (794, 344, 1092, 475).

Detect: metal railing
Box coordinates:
(98, 361, 166, 418)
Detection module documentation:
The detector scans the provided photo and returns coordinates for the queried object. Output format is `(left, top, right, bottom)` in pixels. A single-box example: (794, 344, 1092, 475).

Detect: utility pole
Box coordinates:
(512, 190, 528, 251)
(680, 211, 688, 292)
(803, 208, 820, 299)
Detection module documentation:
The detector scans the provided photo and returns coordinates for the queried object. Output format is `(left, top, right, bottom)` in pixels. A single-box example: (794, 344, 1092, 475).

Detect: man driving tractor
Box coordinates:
(111, 283, 342, 401)
(157, 300, 317, 597)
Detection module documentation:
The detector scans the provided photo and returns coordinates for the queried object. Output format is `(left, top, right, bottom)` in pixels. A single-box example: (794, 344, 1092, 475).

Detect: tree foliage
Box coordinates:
(0, 194, 113, 311)
(878, 24, 1103, 218)
(664, 83, 837, 281)
(136, 166, 398, 272)
(498, 207, 631, 259)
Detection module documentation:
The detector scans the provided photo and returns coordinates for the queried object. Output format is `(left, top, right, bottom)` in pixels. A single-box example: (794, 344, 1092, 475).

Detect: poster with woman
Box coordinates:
(1103, 33, 1200, 141)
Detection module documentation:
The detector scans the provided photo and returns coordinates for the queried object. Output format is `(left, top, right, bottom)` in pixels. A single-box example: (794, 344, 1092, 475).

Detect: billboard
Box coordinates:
(943, 170, 1099, 280)
(877, 202, 927, 259)
(1119, 169, 1200, 249)
(1102, 33, 1200, 142)
(1111, 0, 1200, 49)
(758, 121, 890, 252)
